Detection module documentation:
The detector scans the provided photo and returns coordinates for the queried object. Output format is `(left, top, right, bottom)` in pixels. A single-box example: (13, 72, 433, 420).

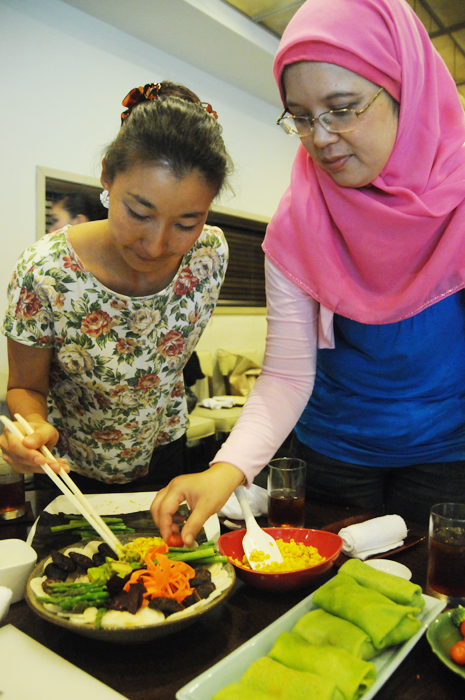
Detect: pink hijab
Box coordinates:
(263, 0, 465, 323)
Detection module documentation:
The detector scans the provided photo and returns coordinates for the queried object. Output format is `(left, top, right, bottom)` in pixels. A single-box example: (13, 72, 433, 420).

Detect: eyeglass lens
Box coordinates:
(279, 87, 384, 137)
(287, 110, 357, 136)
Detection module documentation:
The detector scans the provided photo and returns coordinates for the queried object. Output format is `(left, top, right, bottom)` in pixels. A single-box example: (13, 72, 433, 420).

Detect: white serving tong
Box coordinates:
(0, 413, 124, 557)
(234, 485, 283, 570)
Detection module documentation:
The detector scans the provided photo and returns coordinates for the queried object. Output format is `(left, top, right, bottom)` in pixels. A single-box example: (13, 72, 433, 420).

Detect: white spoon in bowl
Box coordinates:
(234, 486, 283, 570)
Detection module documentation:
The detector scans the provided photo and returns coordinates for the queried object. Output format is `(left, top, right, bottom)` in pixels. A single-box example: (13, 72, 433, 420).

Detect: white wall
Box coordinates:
(0, 0, 297, 377)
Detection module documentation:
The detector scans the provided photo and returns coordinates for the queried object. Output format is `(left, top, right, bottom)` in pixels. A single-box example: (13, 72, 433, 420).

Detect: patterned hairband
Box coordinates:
(121, 83, 218, 124)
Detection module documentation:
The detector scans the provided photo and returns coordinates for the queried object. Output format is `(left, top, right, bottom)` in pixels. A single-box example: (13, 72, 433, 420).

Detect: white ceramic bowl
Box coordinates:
(0, 586, 12, 621)
(365, 558, 412, 580)
(0, 539, 37, 603)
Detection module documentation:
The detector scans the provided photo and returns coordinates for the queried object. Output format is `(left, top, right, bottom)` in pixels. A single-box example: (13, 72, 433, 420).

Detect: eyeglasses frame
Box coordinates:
(276, 87, 385, 137)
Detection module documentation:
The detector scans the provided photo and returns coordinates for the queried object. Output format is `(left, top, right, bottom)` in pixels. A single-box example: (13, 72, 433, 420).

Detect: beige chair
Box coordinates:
(190, 350, 243, 437)
(216, 348, 261, 396)
(191, 348, 263, 438)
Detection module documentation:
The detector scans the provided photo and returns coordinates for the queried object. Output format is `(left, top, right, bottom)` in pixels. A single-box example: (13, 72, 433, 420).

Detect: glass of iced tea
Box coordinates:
(0, 453, 26, 520)
(426, 502, 465, 607)
(267, 458, 306, 528)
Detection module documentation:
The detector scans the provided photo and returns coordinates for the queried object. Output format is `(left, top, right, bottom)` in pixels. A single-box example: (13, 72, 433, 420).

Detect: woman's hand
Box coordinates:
(0, 416, 68, 475)
(2, 340, 68, 475)
(151, 462, 245, 546)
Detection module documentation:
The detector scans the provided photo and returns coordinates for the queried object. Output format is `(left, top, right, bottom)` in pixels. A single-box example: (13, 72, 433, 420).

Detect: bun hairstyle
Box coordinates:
(103, 81, 231, 196)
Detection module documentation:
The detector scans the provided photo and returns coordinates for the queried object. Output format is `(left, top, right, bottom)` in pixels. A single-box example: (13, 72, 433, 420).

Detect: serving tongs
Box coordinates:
(0, 413, 124, 557)
(234, 485, 283, 570)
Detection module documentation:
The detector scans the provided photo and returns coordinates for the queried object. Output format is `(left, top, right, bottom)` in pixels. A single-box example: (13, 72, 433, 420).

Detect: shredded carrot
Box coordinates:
(148, 542, 169, 555)
(123, 545, 195, 606)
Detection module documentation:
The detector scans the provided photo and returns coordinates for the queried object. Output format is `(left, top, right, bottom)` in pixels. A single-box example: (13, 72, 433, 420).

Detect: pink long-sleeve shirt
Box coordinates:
(212, 259, 335, 484)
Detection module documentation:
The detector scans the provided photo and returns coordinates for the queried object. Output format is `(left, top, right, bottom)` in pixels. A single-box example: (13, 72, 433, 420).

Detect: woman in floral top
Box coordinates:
(1, 81, 230, 490)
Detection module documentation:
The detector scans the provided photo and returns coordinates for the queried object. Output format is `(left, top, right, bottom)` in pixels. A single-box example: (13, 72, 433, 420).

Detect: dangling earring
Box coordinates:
(100, 189, 110, 209)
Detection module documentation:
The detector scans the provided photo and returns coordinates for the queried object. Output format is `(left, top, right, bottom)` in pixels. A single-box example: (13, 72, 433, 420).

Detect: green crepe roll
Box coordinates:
(313, 573, 422, 650)
(213, 657, 344, 700)
(269, 631, 376, 700)
(293, 609, 378, 660)
(212, 683, 272, 700)
(339, 558, 425, 609)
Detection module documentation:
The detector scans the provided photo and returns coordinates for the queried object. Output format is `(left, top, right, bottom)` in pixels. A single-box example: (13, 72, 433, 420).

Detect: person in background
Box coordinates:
(153, 0, 465, 543)
(183, 351, 205, 414)
(0, 81, 231, 493)
(48, 191, 108, 233)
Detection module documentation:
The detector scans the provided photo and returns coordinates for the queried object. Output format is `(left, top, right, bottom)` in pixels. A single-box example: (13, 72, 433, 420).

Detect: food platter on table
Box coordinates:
(25, 494, 231, 643)
(176, 586, 445, 700)
(26, 530, 235, 643)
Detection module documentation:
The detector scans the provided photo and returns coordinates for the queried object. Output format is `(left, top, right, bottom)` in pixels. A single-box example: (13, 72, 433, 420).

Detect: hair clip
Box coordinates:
(202, 102, 218, 120)
(120, 84, 219, 124)
(121, 83, 161, 123)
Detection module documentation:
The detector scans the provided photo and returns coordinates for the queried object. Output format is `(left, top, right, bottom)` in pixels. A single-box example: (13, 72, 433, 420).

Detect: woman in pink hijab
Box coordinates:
(153, 0, 465, 544)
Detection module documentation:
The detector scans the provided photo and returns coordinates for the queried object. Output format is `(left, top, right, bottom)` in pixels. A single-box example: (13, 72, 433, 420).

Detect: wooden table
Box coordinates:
(1, 489, 464, 700)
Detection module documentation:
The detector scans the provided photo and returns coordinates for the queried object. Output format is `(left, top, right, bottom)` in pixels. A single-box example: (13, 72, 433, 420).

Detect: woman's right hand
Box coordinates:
(0, 417, 68, 474)
(151, 462, 245, 546)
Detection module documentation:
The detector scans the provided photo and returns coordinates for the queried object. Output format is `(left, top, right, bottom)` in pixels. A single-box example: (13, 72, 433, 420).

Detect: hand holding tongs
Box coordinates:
(0, 413, 124, 556)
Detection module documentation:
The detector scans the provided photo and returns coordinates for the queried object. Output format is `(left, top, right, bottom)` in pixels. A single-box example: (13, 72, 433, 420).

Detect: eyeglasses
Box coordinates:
(276, 87, 384, 137)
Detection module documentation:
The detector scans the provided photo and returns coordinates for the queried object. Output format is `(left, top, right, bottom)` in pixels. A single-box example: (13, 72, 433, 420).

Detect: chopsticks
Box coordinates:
(0, 413, 124, 556)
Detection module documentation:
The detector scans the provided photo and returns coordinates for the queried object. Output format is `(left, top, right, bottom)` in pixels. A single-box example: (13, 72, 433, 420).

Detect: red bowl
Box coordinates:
(218, 527, 343, 592)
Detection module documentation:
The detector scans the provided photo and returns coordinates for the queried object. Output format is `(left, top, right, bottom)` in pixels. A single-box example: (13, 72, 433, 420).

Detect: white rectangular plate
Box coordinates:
(176, 588, 445, 700)
(26, 492, 220, 545)
(0, 625, 126, 700)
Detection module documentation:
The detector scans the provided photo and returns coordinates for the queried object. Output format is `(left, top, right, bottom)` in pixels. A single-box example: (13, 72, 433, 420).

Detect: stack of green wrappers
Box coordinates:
(339, 558, 425, 609)
(213, 657, 345, 700)
(213, 559, 425, 700)
(293, 608, 378, 660)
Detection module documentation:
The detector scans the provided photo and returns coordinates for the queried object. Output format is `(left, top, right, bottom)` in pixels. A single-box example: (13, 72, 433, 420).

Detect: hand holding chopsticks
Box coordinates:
(0, 413, 124, 556)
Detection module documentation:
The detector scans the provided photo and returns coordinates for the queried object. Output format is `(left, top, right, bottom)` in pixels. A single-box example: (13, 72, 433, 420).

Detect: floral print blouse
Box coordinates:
(2, 226, 228, 483)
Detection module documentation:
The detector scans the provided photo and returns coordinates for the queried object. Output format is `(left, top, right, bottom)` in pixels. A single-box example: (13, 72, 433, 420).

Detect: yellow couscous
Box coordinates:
(232, 538, 326, 573)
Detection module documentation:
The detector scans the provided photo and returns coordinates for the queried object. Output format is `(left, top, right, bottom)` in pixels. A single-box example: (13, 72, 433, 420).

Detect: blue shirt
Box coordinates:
(296, 292, 465, 466)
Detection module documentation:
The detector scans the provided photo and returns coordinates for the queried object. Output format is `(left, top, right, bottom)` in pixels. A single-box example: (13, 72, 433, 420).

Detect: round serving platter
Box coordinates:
(26, 532, 235, 644)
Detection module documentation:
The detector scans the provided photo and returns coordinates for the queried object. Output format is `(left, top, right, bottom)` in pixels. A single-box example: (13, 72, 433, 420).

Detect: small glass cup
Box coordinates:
(426, 502, 465, 606)
(0, 454, 26, 520)
(267, 457, 306, 528)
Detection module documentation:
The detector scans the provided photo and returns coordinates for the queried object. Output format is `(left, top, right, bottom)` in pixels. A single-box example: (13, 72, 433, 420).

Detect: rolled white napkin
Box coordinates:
(338, 514, 408, 560)
(0, 587, 12, 622)
(201, 397, 235, 409)
(218, 484, 268, 519)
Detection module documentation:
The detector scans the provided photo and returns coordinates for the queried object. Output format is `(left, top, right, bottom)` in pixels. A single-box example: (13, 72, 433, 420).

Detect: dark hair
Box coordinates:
(103, 81, 232, 196)
(58, 191, 107, 221)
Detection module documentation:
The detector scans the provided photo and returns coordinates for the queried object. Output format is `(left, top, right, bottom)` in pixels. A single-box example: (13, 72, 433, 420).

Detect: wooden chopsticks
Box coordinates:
(0, 413, 124, 556)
